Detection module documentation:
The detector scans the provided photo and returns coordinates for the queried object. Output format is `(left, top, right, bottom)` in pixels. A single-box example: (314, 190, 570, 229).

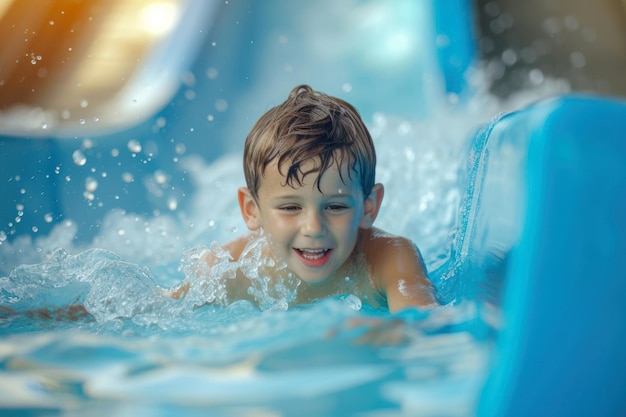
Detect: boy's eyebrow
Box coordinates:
(322, 192, 355, 199)
(269, 191, 355, 200)
(269, 194, 300, 201)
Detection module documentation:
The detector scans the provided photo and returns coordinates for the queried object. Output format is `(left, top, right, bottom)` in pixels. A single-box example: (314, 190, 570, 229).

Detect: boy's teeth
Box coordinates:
(299, 248, 328, 259)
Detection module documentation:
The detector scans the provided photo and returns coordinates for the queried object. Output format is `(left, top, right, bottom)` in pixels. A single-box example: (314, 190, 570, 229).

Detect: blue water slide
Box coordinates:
(432, 0, 475, 96)
(461, 96, 626, 416)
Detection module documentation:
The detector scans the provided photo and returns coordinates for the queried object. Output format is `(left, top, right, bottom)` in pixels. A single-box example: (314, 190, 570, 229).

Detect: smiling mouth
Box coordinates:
(294, 248, 332, 267)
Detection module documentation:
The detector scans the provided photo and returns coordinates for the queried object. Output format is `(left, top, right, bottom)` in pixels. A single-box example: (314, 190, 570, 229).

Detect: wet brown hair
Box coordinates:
(243, 85, 376, 200)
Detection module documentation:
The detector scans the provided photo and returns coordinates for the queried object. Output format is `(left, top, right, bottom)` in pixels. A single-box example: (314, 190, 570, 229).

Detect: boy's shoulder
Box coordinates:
(359, 227, 417, 254)
(359, 227, 424, 281)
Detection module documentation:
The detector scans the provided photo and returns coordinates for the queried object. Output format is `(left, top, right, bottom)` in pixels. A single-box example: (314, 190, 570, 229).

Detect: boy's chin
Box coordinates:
(291, 270, 332, 285)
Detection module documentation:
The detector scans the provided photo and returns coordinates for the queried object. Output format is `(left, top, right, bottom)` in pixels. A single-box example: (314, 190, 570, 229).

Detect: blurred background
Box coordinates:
(475, 0, 626, 97)
(0, 0, 625, 246)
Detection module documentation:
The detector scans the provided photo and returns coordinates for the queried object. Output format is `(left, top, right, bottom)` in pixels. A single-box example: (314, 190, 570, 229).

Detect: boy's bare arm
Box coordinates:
(366, 233, 438, 313)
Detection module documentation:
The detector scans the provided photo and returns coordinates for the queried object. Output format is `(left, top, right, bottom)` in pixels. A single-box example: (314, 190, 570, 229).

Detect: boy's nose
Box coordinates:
(302, 210, 326, 237)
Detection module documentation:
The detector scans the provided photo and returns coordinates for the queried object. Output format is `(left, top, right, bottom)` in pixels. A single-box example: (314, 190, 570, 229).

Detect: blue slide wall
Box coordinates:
(467, 96, 626, 417)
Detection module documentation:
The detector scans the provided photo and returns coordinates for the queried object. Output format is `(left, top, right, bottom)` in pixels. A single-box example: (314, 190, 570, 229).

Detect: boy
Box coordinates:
(171, 85, 437, 313)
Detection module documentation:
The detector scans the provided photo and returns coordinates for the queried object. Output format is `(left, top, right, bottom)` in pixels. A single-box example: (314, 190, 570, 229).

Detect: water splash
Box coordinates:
(0, 232, 299, 330)
(0, 248, 171, 323)
(178, 232, 299, 312)
(237, 234, 299, 311)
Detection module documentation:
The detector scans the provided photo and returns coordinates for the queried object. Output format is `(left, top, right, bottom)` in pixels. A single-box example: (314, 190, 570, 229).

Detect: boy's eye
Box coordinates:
(326, 204, 349, 211)
(279, 205, 301, 211)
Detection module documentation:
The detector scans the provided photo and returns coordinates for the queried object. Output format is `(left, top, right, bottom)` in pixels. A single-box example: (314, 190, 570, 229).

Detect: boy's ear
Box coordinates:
(238, 187, 262, 230)
(360, 183, 384, 229)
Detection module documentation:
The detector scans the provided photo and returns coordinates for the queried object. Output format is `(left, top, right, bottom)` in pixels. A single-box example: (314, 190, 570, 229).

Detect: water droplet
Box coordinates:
(542, 17, 562, 35)
(127, 139, 142, 153)
(41, 122, 48, 129)
(80, 99, 88, 108)
(72, 149, 87, 166)
(122, 172, 134, 183)
(182, 71, 195, 86)
(501, 48, 518, 66)
(79, 118, 85, 125)
(341, 294, 362, 311)
(563, 15, 579, 31)
(215, 99, 228, 112)
(207, 114, 214, 122)
(154, 170, 168, 184)
(206, 67, 218, 79)
(529, 68, 544, 85)
(85, 176, 98, 192)
(82, 138, 94, 149)
(570, 51, 586, 68)
(175, 143, 186, 155)
(404, 147, 416, 162)
(117, 229, 126, 236)
(167, 198, 178, 211)
(44, 213, 54, 223)
(32, 226, 39, 233)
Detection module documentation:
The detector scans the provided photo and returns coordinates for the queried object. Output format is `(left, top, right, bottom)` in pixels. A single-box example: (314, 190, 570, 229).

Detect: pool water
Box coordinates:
(1, 301, 488, 416)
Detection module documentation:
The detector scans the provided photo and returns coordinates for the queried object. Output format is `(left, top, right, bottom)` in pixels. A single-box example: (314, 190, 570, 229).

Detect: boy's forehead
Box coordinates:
(263, 157, 360, 190)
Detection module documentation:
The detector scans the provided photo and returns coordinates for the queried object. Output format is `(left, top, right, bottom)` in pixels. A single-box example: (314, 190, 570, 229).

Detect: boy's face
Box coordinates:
(241, 159, 380, 284)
